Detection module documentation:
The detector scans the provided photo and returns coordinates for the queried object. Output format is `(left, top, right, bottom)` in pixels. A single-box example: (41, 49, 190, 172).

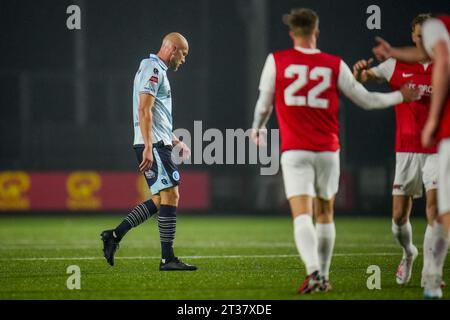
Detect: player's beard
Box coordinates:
(168, 58, 179, 71)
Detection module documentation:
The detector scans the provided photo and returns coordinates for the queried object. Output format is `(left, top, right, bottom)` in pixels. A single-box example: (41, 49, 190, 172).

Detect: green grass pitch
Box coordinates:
(0, 215, 448, 300)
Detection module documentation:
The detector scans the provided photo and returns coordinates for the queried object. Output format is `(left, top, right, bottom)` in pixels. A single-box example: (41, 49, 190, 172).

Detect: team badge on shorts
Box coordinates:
(144, 170, 156, 179)
(172, 171, 180, 181)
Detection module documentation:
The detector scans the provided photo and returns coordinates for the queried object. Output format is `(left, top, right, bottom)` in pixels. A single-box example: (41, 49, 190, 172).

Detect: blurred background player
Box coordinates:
(353, 14, 438, 287)
(101, 32, 196, 271)
(373, 14, 450, 299)
(251, 8, 421, 294)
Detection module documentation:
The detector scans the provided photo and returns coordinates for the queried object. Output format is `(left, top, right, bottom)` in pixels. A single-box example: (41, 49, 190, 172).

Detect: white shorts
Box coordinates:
(438, 139, 450, 215)
(392, 152, 438, 198)
(280, 150, 340, 200)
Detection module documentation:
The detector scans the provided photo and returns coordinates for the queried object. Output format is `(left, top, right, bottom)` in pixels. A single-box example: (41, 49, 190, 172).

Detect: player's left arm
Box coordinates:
(422, 18, 450, 147)
(429, 40, 450, 120)
(422, 40, 450, 147)
(172, 133, 191, 160)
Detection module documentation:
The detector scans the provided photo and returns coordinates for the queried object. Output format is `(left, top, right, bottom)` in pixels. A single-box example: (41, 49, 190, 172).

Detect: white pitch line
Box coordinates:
(0, 252, 401, 262)
(0, 243, 405, 249)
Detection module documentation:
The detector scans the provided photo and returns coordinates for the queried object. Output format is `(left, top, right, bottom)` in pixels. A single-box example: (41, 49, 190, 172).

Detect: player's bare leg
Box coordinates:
(158, 186, 196, 271)
(437, 214, 450, 274)
(441, 213, 450, 237)
(392, 195, 418, 284)
(421, 189, 439, 287)
(424, 213, 450, 299)
(290, 195, 321, 294)
(314, 196, 335, 291)
(424, 212, 450, 299)
(424, 140, 450, 298)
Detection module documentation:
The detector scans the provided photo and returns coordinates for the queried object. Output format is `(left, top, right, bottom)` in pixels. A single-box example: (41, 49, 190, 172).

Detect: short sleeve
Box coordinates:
(139, 61, 161, 97)
(370, 58, 396, 81)
(422, 18, 450, 58)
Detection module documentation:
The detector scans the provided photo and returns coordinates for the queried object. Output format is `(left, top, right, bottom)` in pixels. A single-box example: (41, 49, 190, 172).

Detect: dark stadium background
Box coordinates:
(0, 0, 448, 215)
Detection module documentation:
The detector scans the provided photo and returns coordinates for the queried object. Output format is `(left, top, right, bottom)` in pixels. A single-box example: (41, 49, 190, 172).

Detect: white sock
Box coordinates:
(316, 222, 335, 280)
(429, 222, 450, 277)
(422, 224, 434, 276)
(294, 215, 319, 275)
(391, 220, 414, 256)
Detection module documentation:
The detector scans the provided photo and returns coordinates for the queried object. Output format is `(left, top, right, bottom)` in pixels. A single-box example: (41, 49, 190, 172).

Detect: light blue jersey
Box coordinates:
(133, 54, 173, 146)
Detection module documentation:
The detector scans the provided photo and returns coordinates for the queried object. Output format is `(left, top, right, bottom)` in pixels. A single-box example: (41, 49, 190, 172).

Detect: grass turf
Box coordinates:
(0, 215, 448, 300)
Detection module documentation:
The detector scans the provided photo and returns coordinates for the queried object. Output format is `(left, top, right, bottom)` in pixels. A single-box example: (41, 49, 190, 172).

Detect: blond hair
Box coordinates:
(282, 8, 319, 37)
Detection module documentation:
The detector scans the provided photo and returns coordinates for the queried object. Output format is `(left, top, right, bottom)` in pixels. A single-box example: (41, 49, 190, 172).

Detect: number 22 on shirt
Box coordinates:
(284, 65, 331, 109)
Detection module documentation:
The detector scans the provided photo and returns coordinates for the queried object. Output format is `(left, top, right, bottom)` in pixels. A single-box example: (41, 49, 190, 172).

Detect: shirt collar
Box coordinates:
(294, 46, 321, 54)
(149, 54, 168, 70)
(421, 61, 431, 70)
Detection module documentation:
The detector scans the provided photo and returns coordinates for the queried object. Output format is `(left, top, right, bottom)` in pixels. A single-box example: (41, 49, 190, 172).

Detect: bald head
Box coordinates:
(162, 32, 189, 51)
(158, 32, 189, 71)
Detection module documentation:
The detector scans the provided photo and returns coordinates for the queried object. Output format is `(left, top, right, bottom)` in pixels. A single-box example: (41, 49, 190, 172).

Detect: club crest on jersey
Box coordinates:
(153, 68, 159, 75)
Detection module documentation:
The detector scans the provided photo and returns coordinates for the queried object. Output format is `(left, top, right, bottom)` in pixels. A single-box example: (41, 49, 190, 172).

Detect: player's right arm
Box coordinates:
(338, 60, 421, 109)
(372, 37, 428, 63)
(251, 54, 275, 146)
(137, 62, 161, 172)
(138, 93, 155, 172)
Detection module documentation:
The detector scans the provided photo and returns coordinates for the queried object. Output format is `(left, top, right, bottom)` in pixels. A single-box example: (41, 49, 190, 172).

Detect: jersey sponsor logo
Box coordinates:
(172, 171, 180, 181)
(418, 84, 432, 95)
(150, 76, 158, 83)
(402, 73, 413, 77)
(407, 83, 432, 95)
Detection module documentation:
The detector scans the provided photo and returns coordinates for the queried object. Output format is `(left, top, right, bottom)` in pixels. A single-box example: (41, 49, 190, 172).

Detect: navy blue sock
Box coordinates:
(158, 204, 177, 261)
(114, 199, 158, 240)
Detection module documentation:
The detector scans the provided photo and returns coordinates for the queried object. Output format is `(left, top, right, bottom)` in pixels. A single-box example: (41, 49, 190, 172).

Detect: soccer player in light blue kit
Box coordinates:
(101, 32, 196, 271)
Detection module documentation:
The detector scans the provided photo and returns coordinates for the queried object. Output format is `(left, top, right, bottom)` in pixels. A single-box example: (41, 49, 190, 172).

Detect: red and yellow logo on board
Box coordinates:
(66, 171, 101, 209)
(0, 171, 30, 210)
